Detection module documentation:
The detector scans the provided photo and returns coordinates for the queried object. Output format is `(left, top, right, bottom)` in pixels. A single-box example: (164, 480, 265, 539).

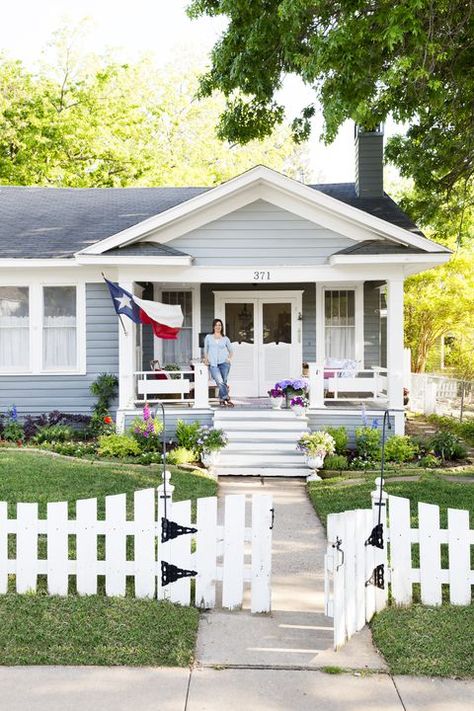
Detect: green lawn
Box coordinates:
(308, 472, 474, 678)
(0, 449, 217, 666)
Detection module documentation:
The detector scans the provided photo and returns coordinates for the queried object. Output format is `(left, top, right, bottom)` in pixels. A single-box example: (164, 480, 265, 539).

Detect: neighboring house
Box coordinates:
(0, 126, 450, 447)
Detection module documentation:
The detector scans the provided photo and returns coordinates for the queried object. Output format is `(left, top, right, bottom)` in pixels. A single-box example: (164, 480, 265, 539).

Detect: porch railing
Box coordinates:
(307, 362, 389, 407)
(134, 363, 209, 408)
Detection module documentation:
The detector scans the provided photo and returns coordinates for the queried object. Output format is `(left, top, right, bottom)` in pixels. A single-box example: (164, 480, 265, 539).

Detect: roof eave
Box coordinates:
(329, 253, 452, 266)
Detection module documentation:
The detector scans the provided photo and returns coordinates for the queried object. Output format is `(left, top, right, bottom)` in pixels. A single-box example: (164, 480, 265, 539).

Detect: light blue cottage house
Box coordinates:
(0, 127, 450, 473)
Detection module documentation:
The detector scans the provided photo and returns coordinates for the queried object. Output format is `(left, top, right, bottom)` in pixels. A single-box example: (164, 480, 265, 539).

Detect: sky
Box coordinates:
(0, 0, 400, 184)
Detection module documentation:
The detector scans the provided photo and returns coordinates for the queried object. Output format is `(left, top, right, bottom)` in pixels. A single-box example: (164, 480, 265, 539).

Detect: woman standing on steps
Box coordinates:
(203, 318, 234, 407)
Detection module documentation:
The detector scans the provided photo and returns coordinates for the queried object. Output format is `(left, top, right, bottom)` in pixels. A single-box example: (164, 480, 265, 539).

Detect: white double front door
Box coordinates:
(214, 291, 303, 397)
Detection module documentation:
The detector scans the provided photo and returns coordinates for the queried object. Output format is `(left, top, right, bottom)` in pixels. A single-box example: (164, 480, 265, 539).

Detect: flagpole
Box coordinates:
(102, 271, 128, 335)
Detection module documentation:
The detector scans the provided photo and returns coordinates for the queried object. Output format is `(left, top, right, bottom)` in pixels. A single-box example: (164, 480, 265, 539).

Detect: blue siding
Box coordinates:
(0, 283, 119, 416)
(364, 281, 382, 367)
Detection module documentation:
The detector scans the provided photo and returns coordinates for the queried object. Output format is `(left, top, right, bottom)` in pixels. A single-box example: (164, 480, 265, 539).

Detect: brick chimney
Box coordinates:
(354, 124, 384, 198)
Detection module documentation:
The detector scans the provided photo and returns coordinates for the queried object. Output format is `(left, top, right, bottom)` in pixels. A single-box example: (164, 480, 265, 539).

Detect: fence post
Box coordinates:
(157, 470, 175, 600)
(308, 362, 325, 408)
(193, 363, 210, 409)
(371, 477, 388, 611)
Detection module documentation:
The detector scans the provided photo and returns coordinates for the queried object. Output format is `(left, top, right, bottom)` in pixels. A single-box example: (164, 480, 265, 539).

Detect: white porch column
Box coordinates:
(117, 280, 137, 432)
(308, 362, 325, 408)
(386, 278, 404, 434)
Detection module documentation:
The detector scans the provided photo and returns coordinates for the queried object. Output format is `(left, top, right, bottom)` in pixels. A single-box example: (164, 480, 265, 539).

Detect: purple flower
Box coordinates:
(371, 418, 379, 429)
(10, 405, 18, 422)
(361, 404, 368, 427)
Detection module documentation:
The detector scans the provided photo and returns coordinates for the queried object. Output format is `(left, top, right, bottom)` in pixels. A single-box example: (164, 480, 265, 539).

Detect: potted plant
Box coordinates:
(290, 395, 308, 417)
(276, 378, 309, 408)
(268, 385, 284, 409)
(197, 425, 228, 468)
(297, 431, 336, 471)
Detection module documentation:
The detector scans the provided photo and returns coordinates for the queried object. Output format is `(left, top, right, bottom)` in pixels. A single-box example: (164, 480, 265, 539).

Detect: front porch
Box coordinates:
(116, 276, 407, 435)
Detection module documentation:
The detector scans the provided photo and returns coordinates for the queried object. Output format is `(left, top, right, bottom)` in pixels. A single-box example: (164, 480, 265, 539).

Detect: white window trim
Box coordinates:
(0, 282, 86, 375)
(153, 284, 200, 366)
(316, 283, 364, 366)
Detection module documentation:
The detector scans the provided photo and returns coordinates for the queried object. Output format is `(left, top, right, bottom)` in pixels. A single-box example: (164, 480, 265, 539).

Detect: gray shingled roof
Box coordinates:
(0, 182, 424, 259)
(334, 240, 425, 256)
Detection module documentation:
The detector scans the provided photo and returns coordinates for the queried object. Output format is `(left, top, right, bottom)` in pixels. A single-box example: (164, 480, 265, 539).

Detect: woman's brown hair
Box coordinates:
(212, 318, 225, 336)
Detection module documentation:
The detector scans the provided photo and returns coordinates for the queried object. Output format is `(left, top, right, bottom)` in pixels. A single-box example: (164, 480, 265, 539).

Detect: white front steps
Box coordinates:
(213, 409, 310, 477)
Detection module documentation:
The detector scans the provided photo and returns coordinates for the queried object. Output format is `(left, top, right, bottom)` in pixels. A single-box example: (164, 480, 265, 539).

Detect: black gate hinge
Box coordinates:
(161, 561, 198, 587)
(161, 517, 198, 543)
(365, 522, 384, 549)
(365, 564, 385, 589)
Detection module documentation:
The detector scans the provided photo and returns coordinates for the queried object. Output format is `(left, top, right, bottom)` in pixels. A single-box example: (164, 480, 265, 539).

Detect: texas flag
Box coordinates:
(104, 278, 183, 339)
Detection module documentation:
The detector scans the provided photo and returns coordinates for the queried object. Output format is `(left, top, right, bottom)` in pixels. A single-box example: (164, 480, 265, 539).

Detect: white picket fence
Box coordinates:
(0, 472, 273, 613)
(325, 479, 474, 648)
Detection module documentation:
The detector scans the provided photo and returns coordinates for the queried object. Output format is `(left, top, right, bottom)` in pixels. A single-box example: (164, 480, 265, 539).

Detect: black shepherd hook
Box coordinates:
(155, 401, 168, 520)
(366, 408, 392, 550)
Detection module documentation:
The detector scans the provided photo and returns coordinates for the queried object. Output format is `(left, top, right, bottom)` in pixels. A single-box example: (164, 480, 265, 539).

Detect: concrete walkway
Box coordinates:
(2, 666, 473, 711)
(196, 476, 385, 670)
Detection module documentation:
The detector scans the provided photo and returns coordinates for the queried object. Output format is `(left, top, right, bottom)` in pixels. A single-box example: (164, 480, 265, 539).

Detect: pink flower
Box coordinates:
(143, 404, 151, 421)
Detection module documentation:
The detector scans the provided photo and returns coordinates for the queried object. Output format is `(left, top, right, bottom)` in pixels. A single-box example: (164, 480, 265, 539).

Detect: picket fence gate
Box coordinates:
(325, 478, 474, 649)
(0, 472, 273, 613)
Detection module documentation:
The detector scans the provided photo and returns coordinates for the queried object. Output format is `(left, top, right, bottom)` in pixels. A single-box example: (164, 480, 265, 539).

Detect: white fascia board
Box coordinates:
(0, 258, 79, 268)
(330, 253, 451, 266)
(74, 254, 192, 266)
(76, 165, 449, 256)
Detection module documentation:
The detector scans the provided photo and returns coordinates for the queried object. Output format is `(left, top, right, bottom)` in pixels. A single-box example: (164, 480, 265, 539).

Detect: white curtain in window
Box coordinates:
(325, 290, 356, 360)
(0, 287, 29, 369)
(325, 328, 355, 360)
(43, 287, 77, 369)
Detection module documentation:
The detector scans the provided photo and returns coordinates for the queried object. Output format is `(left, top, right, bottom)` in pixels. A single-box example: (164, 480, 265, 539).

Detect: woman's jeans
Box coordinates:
(209, 362, 230, 400)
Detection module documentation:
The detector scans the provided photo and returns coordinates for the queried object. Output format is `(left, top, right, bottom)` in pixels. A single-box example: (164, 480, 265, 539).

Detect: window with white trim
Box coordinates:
(42, 286, 77, 370)
(324, 289, 356, 360)
(0, 286, 30, 370)
(160, 291, 193, 367)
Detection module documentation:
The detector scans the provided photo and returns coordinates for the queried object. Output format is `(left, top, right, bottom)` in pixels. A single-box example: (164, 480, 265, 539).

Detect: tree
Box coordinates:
(404, 251, 474, 372)
(0, 37, 307, 187)
(188, 1, 474, 204)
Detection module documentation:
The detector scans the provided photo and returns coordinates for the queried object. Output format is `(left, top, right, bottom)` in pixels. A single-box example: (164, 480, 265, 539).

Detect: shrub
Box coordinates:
(175, 420, 202, 450)
(196, 426, 228, 453)
(297, 431, 335, 457)
(39, 441, 97, 457)
(323, 454, 349, 470)
(130, 404, 164, 452)
(88, 373, 118, 437)
(2, 406, 24, 443)
(33, 424, 77, 444)
(418, 454, 441, 469)
(137, 452, 162, 466)
(349, 456, 379, 471)
(426, 413, 474, 446)
(97, 434, 141, 458)
(429, 431, 467, 461)
(166, 447, 197, 465)
(324, 426, 348, 455)
(383, 435, 418, 463)
(355, 426, 381, 461)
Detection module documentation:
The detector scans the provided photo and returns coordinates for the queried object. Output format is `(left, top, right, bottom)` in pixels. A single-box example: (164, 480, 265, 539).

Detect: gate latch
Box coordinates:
(365, 564, 385, 590)
(332, 536, 344, 571)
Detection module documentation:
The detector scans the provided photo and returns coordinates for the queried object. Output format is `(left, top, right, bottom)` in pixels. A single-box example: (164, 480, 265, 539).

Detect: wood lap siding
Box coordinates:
(0, 283, 118, 415)
(168, 200, 356, 265)
(364, 282, 382, 368)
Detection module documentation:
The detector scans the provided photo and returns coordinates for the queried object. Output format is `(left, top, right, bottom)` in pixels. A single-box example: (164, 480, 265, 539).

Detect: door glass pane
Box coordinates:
(225, 303, 254, 344)
(262, 303, 291, 344)
(0, 286, 29, 369)
(43, 286, 77, 369)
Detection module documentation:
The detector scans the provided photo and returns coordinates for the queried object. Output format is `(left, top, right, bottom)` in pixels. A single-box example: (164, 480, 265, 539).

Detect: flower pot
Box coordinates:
(306, 454, 325, 470)
(270, 396, 283, 409)
(201, 450, 219, 468)
(291, 404, 306, 418)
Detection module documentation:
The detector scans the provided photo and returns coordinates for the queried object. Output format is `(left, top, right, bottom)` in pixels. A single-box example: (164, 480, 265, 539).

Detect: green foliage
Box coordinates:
(97, 434, 141, 459)
(324, 426, 348, 455)
(38, 441, 97, 458)
(166, 447, 197, 466)
(425, 413, 474, 446)
(417, 454, 441, 469)
(383, 435, 418, 463)
(33, 424, 77, 444)
(90, 373, 118, 412)
(297, 431, 336, 457)
(175, 420, 202, 450)
(355, 426, 381, 461)
(429, 431, 467, 461)
(323, 454, 348, 471)
(197, 426, 228, 453)
(2, 420, 24, 443)
(130, 404, 164, 452)
(189, 0, 473, 212)
(405, 251, 474, 372)
(0, 37, 306, 188)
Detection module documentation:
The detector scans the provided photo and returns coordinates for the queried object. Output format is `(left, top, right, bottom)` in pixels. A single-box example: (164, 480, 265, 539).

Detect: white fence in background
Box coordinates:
(0, 473, 273, 613)
(325, 479, 474, 649)
(410, 373, 474, 419)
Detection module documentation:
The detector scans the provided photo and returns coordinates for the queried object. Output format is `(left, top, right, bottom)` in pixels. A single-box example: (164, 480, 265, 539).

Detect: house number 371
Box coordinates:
(253, 271, 271, 280)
